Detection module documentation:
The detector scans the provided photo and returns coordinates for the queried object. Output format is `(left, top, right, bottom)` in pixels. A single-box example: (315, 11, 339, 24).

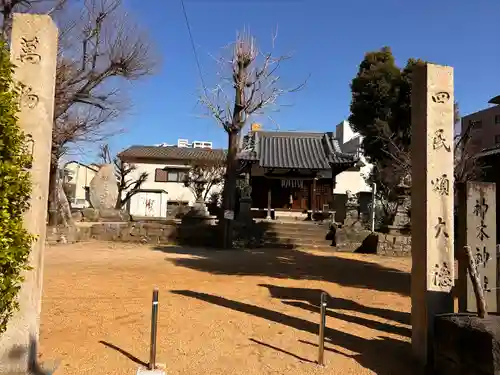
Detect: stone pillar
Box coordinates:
(238, 173, 253, 223)
(0, 14, 58, 373)
(457, 182, 497, 313)
(411, 63, 455, 367)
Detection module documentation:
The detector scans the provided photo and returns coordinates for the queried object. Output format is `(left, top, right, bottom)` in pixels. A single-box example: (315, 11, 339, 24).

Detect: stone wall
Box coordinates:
(335, 228, 411, 256)
(376, 233, 412, 256)
(46, 221, 217, 248)
(46, 222, 412, 256)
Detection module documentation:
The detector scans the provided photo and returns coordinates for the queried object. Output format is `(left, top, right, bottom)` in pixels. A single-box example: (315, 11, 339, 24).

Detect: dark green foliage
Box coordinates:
(349, 47, 424, 197)
(0, 42, 34, 335)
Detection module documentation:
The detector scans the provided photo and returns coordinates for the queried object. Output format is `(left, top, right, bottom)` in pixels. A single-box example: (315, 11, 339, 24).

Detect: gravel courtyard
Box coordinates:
(39, 241, 414, 375)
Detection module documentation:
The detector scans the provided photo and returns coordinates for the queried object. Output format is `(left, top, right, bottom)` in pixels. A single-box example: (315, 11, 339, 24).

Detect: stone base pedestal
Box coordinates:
(99, 208, 130, 222)
(393, 194, 411, 228)
(386, 225, 411, 236)
(181, 201, 216, 225)
(238, 197, 253, 223)
(191, 201, 210, 217)
(181, 215, 217, 226)
(434, 314, 500, 375)
(345, 204, 362, 229)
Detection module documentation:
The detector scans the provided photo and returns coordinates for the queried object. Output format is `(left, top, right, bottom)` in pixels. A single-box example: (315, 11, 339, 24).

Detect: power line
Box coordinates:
(180, 0, 208, 96)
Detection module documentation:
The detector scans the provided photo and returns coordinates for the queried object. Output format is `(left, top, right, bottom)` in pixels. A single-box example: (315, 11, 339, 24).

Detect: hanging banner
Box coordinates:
(281, 179, 304, 188)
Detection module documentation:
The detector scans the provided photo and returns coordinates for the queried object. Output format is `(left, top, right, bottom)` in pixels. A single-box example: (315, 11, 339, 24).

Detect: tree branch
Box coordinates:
(199, 29, 306, 133)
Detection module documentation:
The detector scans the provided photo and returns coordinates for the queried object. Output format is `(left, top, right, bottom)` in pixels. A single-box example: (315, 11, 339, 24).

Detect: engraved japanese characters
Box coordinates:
(427, 88, 455, 293)
(464, 182, 497, 312)
(18, 37, 41, 64)
(16, 37, 41, 109)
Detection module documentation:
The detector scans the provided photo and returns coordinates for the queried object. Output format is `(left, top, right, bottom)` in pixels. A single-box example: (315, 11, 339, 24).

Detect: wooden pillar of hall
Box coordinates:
(266, 187, 272, 219)
(311, 177, 317, 213)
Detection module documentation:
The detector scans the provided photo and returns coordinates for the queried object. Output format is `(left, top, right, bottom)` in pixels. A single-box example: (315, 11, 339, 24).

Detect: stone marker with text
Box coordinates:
(411, 63, 455, 366)
(457, 182, 497, 313)
(0, 14, 58, 373)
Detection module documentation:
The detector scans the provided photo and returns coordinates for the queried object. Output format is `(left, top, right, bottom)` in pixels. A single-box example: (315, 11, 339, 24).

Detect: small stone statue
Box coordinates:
(346, 190, 358, 206)
(242, 184, 252, 199)
(240, 174, 252, 199)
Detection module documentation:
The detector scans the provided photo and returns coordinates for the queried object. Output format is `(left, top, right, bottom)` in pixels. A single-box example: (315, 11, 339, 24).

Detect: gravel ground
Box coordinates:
(39, 241, 415, 375)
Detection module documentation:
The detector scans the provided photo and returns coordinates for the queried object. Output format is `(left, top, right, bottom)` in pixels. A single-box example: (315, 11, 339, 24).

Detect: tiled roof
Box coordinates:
(119, 131, 358, 170)
(238, 131, 357, 170)
(118, 145, 226, 162)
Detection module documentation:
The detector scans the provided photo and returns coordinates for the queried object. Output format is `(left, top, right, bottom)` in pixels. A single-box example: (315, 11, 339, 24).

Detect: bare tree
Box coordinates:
(0, 0, 156, 225)
(373, 102, 481, 198)
(454, 105, 483, 185)
(200, 29, 305, 248)
(183, 160, 225, 202)
(98, 144, 148, 210)
(0, 0, 69, 40)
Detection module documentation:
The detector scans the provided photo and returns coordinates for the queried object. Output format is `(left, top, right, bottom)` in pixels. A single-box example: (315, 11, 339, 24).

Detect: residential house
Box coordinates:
(63, 161, 99, 209)
(118, 139, 225, 217)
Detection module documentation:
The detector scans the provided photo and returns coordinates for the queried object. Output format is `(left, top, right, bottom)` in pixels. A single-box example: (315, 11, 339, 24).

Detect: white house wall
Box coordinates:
(333, 154, 373, 194)
(125, 160, 223, 206)
(64, 162, 97, 204)
(334, 120, 373, 194)
(129, 190, 168, 218)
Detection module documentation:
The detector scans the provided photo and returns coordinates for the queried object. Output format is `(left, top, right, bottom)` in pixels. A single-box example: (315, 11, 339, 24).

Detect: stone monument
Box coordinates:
(89, 163, 119, 210)
(411, 63, 455, 366)
(457, 182, 497, 313)
(344, 190, 361, 227)
(0, 14, 58, 373)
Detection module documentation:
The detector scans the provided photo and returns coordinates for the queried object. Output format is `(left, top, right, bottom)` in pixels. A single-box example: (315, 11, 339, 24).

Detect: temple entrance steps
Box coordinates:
(257, 220, 334, 251)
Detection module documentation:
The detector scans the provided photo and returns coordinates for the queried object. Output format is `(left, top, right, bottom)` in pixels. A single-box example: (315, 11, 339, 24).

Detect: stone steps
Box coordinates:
(260, 222, 334, 250)
(261, 240, 335, 252)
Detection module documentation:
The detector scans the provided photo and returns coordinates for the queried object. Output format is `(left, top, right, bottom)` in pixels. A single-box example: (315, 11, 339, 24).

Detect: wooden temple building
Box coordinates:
(237, 130, 359, 218)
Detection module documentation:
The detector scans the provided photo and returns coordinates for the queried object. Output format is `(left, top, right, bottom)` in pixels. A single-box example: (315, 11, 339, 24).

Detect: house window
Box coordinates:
(167, 170, 179, 182)
(495, 115, 500, 124)
(154, 168, 186, 182)
(469, 119, 482, 129)
(495, 135, 500, 145)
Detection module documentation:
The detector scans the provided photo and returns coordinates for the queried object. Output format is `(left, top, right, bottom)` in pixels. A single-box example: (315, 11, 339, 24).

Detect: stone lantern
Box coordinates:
(390, 173, 411, 233)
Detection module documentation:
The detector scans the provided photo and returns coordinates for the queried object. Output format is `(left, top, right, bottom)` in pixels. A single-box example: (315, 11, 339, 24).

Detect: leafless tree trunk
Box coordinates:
(56, 172, 73, 226)
(200, 30, 305, 248)
(464, 245, 488, 318)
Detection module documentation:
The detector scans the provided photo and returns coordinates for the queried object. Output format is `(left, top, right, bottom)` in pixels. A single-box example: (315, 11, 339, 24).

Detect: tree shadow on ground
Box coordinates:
(260, 284, 410, 326)
(170, 290, 420, 375)
(154, 245, 411, 296)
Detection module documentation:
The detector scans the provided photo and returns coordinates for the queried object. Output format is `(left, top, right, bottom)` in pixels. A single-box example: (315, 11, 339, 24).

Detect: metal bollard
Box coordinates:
(149, 288, 159, 370)
(318, 292, 327, 366)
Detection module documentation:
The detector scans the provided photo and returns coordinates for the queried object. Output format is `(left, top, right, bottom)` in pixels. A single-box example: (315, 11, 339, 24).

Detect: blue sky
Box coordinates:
(86, 0, 500, 162)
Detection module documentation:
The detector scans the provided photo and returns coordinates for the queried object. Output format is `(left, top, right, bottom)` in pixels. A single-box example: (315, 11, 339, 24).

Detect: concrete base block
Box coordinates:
(136, 369, 166, 375)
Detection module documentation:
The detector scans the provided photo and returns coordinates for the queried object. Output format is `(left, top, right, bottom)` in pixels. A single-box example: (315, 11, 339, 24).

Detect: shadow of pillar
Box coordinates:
(6, 335, 59, 375)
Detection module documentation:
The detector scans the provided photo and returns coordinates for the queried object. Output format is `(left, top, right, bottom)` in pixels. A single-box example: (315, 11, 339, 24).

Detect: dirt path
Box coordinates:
(39, 241, 413, 375)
